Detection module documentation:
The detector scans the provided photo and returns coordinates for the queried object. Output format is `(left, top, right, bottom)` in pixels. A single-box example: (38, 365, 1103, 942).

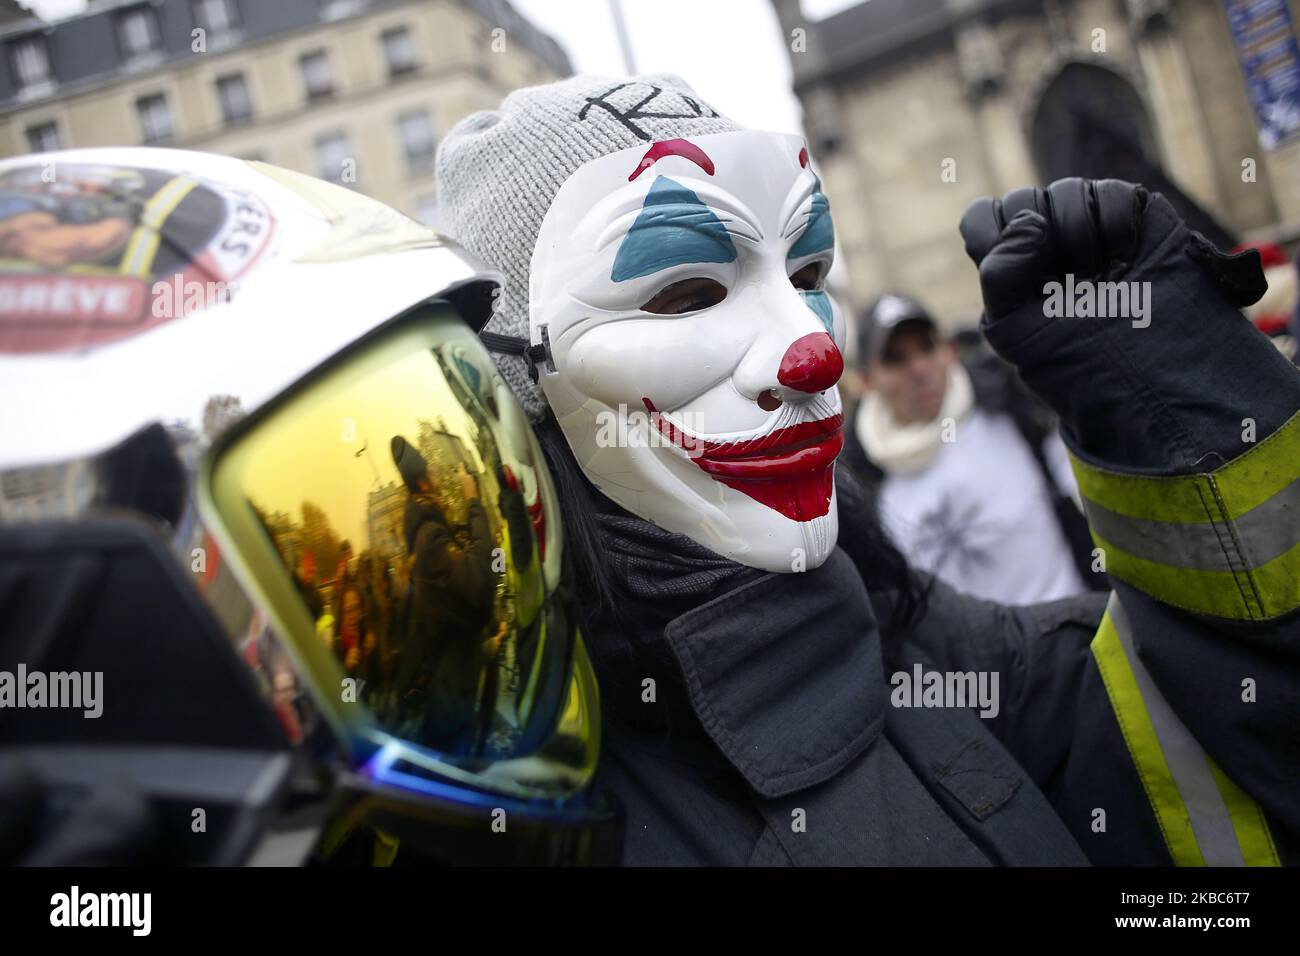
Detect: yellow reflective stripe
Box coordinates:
(1207, 760, 1282, 867)
(1071, 458, 1217, 524)
(1091, 595, 1279, 866)
(1214, 408, 1300, 518)
(1090, 610, 1205, 866)
(1088, 530, 1300, 621)
(1070, 409, 1300, 620)
(1071, 409, 1300, 522)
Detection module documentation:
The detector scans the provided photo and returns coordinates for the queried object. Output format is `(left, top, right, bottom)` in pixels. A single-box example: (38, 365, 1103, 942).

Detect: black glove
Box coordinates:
(958, 178, 1295, 472)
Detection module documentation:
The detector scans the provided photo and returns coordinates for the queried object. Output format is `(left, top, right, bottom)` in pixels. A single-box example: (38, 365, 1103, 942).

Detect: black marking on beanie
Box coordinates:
(577, 81, 719, 141)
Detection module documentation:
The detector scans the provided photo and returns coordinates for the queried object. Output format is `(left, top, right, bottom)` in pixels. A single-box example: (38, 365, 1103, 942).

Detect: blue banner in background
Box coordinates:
(1225, 0, 1300, 148)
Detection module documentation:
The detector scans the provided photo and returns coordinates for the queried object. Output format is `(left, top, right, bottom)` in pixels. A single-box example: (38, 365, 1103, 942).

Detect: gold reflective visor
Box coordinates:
(200, 305, 598, 802)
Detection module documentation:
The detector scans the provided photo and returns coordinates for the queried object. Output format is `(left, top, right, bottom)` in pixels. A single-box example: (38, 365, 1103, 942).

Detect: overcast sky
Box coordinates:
(509, 0, 857, 133)
(25, 0, 860, 133)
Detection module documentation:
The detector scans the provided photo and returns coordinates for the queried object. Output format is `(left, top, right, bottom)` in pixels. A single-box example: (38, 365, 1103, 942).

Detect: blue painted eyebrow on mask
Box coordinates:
(787, 181, 833, 261)
(611, 176, 738, 283)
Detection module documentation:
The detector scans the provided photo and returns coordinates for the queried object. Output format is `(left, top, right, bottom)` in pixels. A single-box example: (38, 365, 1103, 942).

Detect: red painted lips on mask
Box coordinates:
(640, 332, 845, 522)
(643, 398, 844, 522)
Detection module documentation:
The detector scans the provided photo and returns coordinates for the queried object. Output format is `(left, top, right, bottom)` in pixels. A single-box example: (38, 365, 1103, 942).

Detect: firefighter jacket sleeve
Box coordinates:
(917, 178, 1300, 865)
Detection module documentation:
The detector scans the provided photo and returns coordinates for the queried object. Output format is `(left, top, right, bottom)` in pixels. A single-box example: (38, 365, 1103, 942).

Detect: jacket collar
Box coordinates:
(663, 548, 886, 798)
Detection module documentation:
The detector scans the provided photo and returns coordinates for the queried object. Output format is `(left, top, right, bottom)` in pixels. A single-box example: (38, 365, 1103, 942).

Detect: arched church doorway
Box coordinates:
(1029, 61, 1235, 247)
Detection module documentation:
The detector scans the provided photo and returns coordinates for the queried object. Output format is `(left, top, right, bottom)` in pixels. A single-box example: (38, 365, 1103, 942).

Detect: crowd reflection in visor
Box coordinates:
(240, 337, 560, 760)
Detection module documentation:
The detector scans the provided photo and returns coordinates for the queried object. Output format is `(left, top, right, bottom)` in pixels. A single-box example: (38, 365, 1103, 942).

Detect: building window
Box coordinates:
(414, 194, 439, 229)
(26, 121, 60, 152)
(397, 110, 435, 173)
(299, 49, 334, 100)
(315, 131, 353, 184)
(136, 93, 174, 143)
(381, 26, 418, 76)
(216, 73, 253, 124)
(9, 35, 51, 90)
(117, 6, 161, 59)
(194, 0, 239, 34)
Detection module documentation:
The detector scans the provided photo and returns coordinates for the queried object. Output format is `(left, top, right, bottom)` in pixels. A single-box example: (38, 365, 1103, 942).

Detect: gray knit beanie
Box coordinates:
(435, 74, 743, 421)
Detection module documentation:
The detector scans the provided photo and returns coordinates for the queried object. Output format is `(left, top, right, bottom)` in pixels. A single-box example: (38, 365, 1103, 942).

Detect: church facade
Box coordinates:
(773, 0, 1300, 333)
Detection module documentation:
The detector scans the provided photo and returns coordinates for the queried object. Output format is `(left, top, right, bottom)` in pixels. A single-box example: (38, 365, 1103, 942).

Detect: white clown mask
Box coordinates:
(529, 131, 847, 572)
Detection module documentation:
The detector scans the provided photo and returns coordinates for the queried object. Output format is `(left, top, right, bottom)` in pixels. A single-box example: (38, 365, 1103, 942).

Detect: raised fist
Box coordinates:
(956, 178, 1287, 471)
(960, 178, 1265, 337)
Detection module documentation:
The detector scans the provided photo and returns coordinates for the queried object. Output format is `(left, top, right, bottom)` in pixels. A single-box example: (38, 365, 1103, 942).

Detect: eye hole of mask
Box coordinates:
(640, 276, 728, 315)
(789, 261, 825, 292)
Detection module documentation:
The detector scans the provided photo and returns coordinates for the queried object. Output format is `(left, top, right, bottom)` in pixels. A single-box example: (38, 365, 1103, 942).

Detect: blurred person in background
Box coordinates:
(842, 293, 1102, 603)
(336, 583, 369, 673)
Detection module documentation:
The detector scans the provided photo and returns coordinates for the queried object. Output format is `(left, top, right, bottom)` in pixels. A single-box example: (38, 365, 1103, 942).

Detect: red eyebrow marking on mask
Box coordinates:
(798, 146, 809, 168)
(628, 139, 716, 181)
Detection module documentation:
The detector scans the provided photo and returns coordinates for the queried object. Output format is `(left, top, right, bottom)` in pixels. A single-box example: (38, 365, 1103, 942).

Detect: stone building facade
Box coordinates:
(773, 0, 1300, 333)
(0, 0, 570, 224)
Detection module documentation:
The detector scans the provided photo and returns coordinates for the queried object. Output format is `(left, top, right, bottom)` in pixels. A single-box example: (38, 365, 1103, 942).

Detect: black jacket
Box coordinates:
(584, 497, 1296, 865)
(588, 510, 1094, 864)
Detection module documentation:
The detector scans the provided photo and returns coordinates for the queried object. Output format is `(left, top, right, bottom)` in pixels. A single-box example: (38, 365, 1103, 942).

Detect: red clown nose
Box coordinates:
(777, 332, 843, 394)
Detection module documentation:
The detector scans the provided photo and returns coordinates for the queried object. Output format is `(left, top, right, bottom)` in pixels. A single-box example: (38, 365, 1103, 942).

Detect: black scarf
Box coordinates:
(579, 498, 765, 732)
(595, 511, 763, 611)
